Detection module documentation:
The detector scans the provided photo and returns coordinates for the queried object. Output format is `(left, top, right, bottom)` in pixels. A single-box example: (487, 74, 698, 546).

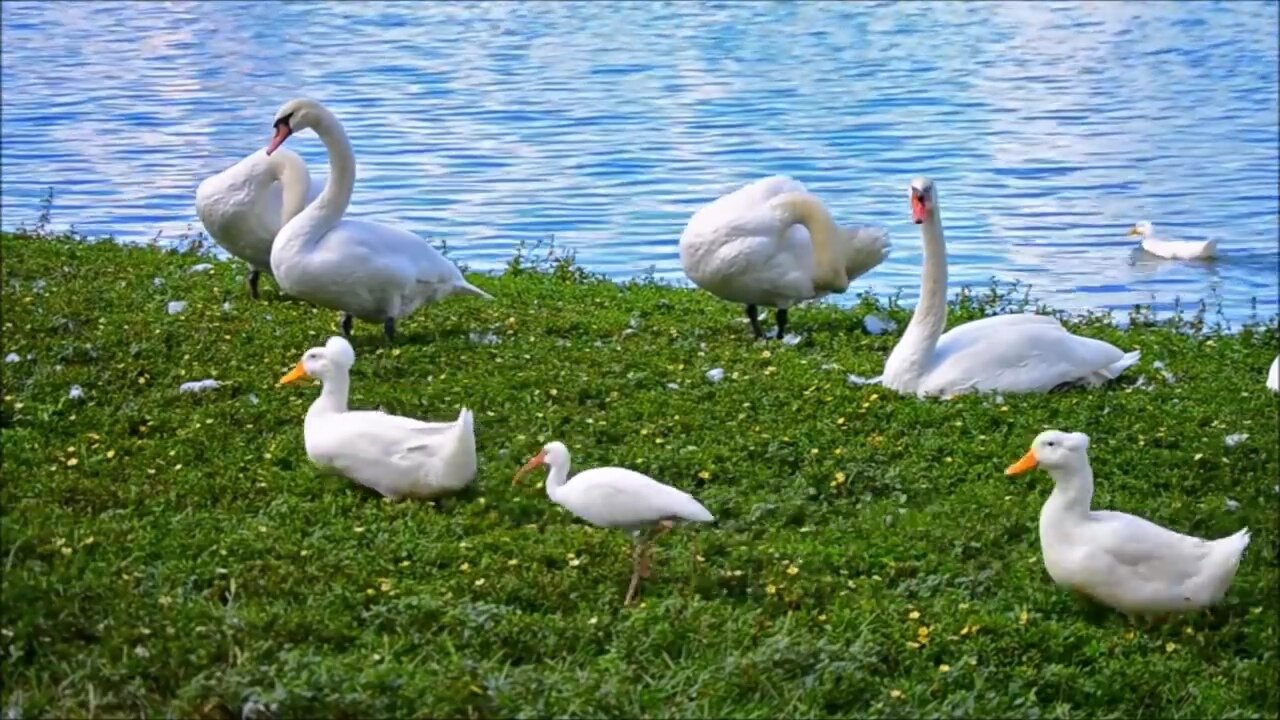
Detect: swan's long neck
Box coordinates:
(887, 207, 949, 380)
(269, 149, 314, 225)
(1042, 463, 1095, 520)
(308, 368, 350, 417)
(544, 457, 572, 505)
(772, 192, 849, 293)
(273, 108, 355, 265)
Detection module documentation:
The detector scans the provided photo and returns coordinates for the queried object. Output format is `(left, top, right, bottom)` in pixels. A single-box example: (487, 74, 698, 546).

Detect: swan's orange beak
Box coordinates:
(1005, 449, 1039, 476)
(266, 120, 292, 156)
(278, 361, 309, 386)
(911, 193, 927, 225)
(513, 451, 547, 485)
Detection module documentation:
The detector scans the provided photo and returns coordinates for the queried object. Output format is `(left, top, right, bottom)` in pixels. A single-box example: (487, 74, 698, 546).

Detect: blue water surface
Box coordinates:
(2, 0, 1277, 322)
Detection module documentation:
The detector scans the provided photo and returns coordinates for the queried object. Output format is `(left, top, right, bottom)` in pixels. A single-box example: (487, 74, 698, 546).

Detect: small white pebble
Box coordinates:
(68, 385, 85, 400)
(152, 277, 164, 288)
(1224, 498, 1240, 512)
(820, 363, 839, 371)
(628, 316, 641, 330)
(247, 393, 260, 405)
(705, 368, 725, 383)
(781, 333, 803, 346)
(1224, 433, 1249, 448)
(179, 379, 222, 393)
(188, 263, 213, 273)
(221, 301, 233, 313)
(166, 301, 188, 315)
(846, 374, 880, 386)
(32, 279, 47, 293)
(863, 314, 897, 336)
(666, 382, 680, 390)
(3, 353, 19, 363)
(468, 331, 500, 346)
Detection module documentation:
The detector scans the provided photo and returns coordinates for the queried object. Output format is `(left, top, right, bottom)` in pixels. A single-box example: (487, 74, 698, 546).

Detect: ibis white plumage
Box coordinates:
(513, 441, 714, 605)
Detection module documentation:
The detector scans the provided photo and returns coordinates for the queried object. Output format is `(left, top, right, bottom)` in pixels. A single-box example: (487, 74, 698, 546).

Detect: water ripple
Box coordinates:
(1, 0, 1276, 322)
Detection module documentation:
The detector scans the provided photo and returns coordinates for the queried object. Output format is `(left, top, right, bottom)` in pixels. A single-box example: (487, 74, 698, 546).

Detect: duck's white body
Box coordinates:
(882, 178, 1140, 398)
(679, 175, 889, 337)
(282, 337, 476, 500)
(1009, 431, 1250, 617)
(267, 99, 490, 332)
(195, 148, 324, 274)
(1129, 221, 1217, 260)
(1267, 356, 1279, 393)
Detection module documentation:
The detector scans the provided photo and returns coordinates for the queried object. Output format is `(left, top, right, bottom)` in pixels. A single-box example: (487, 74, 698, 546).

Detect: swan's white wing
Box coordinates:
(308, 410, 463, 494)
(561, 467, 713, 529)
(1087, 511, 1211, 587)
(922, 317, 1128, 395)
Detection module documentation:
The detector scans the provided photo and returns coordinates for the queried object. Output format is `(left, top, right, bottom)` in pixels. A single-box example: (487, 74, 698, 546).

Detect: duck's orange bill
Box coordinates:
(1005, 449, 1039, 476)
(513, 451, 547, 485)
(1127, 227, 1141, 236)
(278, 361, 309, 386)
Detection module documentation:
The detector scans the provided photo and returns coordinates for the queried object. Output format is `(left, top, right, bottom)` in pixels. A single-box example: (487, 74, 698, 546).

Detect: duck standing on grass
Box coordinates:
(513, 441, 714, 606)
(1128, 221, 1217, 260)
(678, 175, 891, 340)
(279, 336, 477, 500)
(1006, 430, 1250, 620)
(265, 98, 492, 342)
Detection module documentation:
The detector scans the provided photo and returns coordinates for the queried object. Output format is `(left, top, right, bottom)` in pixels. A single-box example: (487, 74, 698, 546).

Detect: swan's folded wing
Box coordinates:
(1091, 511, 1209, 586)
(315, 411, 459, 468)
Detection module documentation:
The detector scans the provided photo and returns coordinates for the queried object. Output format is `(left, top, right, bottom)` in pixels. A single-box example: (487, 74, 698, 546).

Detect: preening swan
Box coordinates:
(194, 148, 324, 298)
(881, 177, 1140, 398)
(679, 176, 891, 339)
(1007, 430, 1250, 618)
(266, 98, 492, 341)
(1128, 221, 1217, 260)
(279, 336, 477, 499)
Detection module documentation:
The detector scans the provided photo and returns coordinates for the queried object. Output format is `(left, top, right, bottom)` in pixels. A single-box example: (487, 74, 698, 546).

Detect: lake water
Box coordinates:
(2, 1, 1277, 323)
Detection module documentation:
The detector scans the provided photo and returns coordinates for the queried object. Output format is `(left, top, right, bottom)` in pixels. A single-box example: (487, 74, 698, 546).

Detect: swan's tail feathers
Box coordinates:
(841, 226, 893, 279)
(1103, 350, 1142, 379)
(454, 280, 494, 300)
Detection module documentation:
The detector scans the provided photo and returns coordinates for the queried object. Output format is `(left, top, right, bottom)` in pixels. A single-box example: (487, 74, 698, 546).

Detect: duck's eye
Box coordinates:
(1047, 441, 1055, 447)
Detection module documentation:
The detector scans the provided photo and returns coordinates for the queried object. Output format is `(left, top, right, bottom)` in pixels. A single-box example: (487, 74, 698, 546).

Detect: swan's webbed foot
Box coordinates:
(247, 269, 261, 300)
(745, 304, 763, 340)
(383, 317, 396, 343)
(775, 308, 789, 340)
(340, 313, 354, 338)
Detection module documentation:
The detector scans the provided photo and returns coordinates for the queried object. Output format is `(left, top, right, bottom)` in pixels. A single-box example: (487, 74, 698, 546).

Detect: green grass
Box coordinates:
(1, 228, 1277, 719)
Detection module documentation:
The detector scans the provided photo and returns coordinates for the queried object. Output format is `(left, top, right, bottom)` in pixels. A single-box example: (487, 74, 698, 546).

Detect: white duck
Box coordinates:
(279, 336, 477, 500)
(1268, 356, 1279, 393)
(678, 175, 891, 339)
(513, 441, 714, 606)
(881, 178, 1141, 398)
(195, 147, 325, 298)
(1007, 430, 1250, 618)
(1128, 221, 1217, 260)
(266, 98, 492, 341)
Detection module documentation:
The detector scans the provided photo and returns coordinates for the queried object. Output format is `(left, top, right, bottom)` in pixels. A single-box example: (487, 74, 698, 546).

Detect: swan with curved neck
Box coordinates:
(194, 147, 324, 298)
(678, 175, 891, 340)
(265, 98, 492, 342)
(881, 177, 1141, 398)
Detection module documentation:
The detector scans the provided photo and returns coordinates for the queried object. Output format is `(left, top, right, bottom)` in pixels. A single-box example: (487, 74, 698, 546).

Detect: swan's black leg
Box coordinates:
(745, 304, 763, 339)
(383, 317, 396, 343)
(775, 308, 789, 340)
(247, 269, 261, 300)
(340, 313, 354, 338)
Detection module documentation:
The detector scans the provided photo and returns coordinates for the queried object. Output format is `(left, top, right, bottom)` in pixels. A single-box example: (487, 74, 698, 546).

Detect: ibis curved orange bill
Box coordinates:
(513, 451, 547, 485)
(1005, 449, 1039, 476)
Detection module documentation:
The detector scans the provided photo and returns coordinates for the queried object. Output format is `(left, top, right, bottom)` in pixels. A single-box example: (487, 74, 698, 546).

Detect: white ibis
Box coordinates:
(513, 441, 714, 605)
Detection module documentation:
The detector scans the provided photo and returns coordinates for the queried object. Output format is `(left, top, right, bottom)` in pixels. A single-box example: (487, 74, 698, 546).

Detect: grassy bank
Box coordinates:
(2, 229, 1277, 719)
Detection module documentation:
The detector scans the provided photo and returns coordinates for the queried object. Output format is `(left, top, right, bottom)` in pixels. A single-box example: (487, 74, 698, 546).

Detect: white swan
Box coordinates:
(1267, 355, 1279, 393)
(1128, 221, 1217, 260)
(678, 175, 891, 339)
(881, 178, 1141, 398)
(1007, 430, 1250, 618)
(265, 98, 492, 341)
(195, 148, 325, 298)
(279, 336, 477, 500)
